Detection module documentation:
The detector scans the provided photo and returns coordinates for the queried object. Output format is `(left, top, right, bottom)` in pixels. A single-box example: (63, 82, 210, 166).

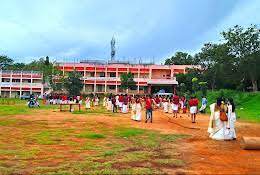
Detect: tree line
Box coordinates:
(165, 25, 260, 92)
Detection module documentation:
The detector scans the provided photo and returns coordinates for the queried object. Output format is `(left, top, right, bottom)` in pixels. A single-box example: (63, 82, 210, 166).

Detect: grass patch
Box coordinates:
(121, 151, 153, 162)
(32, 129, 73, 145)
(81, 142, 103, 151)
(205, 90, 260, 122)
(76, 131, 105, 139)
(155, 158, 184, 166)
(0, 148, 40, 160)
(161, 133, 189, 142)
(0, 99, 58, 116)
(0, 118, 18, 126)
(115, 127, 145, 138)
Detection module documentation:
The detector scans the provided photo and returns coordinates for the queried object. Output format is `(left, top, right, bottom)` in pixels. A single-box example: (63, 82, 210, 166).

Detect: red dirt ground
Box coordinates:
(13, 109, 260, 175)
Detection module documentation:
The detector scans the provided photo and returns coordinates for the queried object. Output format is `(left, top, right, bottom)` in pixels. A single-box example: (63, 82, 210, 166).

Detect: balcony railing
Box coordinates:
(0, 82, 43, 87)
(82, 77, 176, 82)
(0, 70, 42, 75)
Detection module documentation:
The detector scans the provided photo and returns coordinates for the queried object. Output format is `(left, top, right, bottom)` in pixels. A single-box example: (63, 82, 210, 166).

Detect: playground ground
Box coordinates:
(0, 104, 260, 175)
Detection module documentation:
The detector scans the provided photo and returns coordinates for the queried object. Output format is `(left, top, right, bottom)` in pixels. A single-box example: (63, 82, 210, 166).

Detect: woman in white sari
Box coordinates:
(208, 98, 233, 141)
(85, 97, 91, 109)
(131, 98, 136, 120)
(227, 98, 237, 140)
(163, 98, 168, 113)
(135, 98, 142, 121)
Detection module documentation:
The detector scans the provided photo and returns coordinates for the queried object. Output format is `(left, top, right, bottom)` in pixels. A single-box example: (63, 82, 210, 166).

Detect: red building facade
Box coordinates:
(57, 62, 198, 94)
(0, 70, 44, 98)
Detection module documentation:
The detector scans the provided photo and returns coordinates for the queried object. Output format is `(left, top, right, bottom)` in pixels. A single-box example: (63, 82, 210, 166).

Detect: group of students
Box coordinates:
(208, 97, 237, 140)
(160, 95, 207, 123)
(44, 94, 84, 105)
(103, 94, 155, 123)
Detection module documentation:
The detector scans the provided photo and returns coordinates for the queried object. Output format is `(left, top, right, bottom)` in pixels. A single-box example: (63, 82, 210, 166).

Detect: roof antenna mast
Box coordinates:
(111, 36, 116, 61)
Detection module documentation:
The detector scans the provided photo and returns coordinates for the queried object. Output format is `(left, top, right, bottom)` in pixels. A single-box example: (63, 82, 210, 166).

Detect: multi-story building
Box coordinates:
(57, 61, 198, 94)
(0, 70, 44, 98)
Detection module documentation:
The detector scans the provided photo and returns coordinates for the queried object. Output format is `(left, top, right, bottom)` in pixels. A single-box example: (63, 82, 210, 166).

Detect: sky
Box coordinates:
(0, 0, 260, 64)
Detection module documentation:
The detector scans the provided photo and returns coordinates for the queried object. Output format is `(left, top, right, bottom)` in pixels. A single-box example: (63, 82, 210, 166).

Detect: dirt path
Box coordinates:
(13, 109, 260, 174)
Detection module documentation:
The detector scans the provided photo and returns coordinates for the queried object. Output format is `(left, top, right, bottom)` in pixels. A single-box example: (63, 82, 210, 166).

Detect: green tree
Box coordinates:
(64, 70, 83, 96)
(195, 43, 237, 90)
(222, 25, 260, 91)
(165, 52, 194, 65)
(120, 72, 136, 90)
(0, 55, 13, 69)
(199, 81, 208, 96)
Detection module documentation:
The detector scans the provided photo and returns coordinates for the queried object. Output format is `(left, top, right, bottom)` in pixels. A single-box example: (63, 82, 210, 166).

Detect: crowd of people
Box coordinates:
(102, 94, 206, 124)
(43, 93, 236, 141)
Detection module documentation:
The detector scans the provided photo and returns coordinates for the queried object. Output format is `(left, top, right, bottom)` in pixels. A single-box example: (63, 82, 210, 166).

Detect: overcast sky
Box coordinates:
(0, 0, 259, 63)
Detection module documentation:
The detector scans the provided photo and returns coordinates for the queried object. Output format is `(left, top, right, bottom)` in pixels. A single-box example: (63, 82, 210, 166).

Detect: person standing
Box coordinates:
(131, 97, 136, 120)
(119, 94, 123, 110)
(145, 96, 154, 123)
(85, 96, 91, 109)
(122, 95, 128, 113)
(172, 94, 179, 118)
(227, 98, 237, 140)
(199, 96, 207, 113)
(112, 95, 117, 113)
(189, 96, 199, 123)
(135, 97, 142, 121)
(94, 96, 99, 106)
(163, 97, 168, 113)
(208, 98, 233, 140)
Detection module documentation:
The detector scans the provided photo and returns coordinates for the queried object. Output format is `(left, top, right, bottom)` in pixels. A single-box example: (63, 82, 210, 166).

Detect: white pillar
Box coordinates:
(9, 70, 12, 98)
(149, 68, 152, 79)
(19, 71, 22, 98)
(105, 67, 107, 93)
(137, 68, 140, 94)
(116, 68, 118, 94)
(94, 67, 97, 93)
(30, 71, 32, 95)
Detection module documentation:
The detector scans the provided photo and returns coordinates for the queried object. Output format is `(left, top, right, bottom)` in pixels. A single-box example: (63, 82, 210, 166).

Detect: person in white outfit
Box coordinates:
(227, 98, 237, 140)
(208, 98, 234, 141)
(135, 98, 142, 121)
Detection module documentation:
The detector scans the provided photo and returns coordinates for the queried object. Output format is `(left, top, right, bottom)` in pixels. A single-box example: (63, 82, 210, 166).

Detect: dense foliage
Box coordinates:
(120, 72, 136, 90)
(166, 25, 260, 92)
(64, 70, 83, 96)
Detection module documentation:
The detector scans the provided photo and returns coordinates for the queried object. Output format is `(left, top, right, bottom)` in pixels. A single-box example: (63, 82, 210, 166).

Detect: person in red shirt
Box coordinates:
(119, 94, 123, 110)
(172, 94, 180, 118)
(155, 96, 160, 108)
(145, 95, 155, 123)
(189, 96, 199, 123)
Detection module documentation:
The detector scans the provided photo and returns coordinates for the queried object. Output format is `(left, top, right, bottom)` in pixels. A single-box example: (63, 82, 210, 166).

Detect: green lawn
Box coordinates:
(0, 98, 59, 116)
(205, 90, 260, 122)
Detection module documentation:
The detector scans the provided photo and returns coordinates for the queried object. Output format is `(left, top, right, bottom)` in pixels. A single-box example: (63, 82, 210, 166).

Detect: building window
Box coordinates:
(90, 72, 95, 77)
(79, 71, 84, 76)
(2, 78, 10, 82)
(110, 72, 116, 77)
(97, 85, 103, 92)
(99, 72, 105, 77)
(109, 85, 116, 90)
(12, 79, 20, 82)
(130, 86, 137, 90)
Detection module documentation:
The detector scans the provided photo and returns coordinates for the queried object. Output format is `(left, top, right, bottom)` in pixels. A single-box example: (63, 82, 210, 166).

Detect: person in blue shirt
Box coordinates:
(199, 96, 207, 113)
